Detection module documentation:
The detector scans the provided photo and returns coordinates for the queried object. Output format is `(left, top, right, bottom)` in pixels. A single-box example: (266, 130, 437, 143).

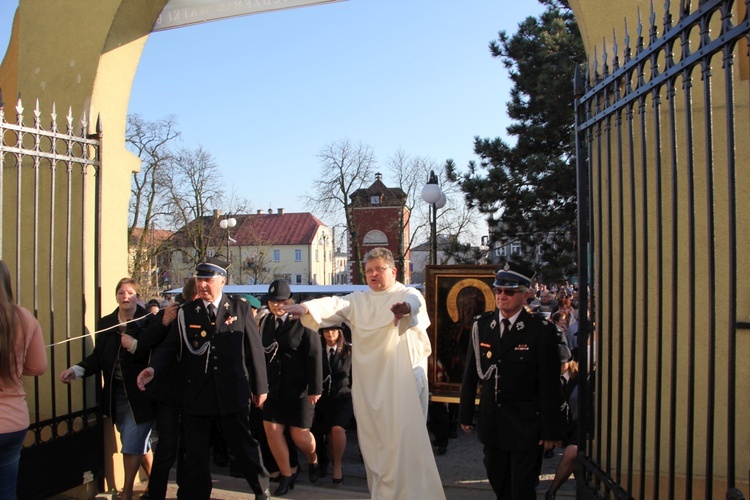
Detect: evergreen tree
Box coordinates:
(449, 0, 585, 283)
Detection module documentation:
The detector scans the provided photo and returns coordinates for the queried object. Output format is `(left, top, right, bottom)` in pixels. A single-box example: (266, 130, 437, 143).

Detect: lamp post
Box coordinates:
(319, 233, 329, 285)
(420, 170, 447, 266)
(219, 216, 237, 282)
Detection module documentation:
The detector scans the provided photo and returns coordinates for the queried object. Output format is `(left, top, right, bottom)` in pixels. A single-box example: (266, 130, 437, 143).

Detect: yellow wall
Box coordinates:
(1, 1, 168, 495)
(569, 0, 749, 497)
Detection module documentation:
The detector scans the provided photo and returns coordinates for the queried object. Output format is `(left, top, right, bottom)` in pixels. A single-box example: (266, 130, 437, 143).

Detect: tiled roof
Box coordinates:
(129, 227, 174, 246)
(351, 179, 407, 205)
(232, 212, 326, 246)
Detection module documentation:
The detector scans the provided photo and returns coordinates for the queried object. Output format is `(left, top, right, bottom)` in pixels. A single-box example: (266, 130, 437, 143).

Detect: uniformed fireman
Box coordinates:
(459, 262, 563, 500)
(138, 258, 271, 500)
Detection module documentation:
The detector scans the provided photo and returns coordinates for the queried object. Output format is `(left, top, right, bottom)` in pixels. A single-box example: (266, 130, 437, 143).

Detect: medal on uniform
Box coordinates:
(200, 330, 207, 337)
(486, 351, 492, 358)
(490, 319, 497, 329)
(195, 305, 201, 313)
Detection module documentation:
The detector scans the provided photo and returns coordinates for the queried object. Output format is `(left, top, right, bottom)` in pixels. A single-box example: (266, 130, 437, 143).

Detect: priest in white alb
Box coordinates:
(282, 247, 445, 500)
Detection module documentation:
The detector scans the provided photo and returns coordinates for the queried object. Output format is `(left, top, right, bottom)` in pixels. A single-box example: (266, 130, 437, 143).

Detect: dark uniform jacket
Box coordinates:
(78, 306, 155, 424)
(459, 308, 563, 451)
(137, 308, 186, 406)
(321, 341, 352, 398)
(153, 294, 267, 417)
(260, 314, 323, 399)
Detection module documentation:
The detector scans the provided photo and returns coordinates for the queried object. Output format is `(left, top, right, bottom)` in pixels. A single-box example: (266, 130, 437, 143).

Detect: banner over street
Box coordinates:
(153, 0, 346, 31)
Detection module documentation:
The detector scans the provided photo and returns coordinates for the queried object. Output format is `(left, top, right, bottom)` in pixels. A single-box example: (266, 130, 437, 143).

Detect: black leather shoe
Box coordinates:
(275, 475, 295, 496)
(308, 461, 320, 483)
(255, 488, 271, 500)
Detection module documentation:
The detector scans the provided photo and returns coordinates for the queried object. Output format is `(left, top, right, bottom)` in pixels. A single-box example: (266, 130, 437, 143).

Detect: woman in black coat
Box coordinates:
(60, 277, 155, 500)
(261, 280, 323, 495)
(311, 324, 353, 484)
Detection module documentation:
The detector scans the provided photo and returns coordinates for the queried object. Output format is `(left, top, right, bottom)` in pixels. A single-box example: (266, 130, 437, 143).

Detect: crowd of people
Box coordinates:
(0, 250, 590, 499)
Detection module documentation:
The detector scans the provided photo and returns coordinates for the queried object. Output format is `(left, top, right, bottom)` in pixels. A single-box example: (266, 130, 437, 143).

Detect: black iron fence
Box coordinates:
(0, 93, 104, 498)
(574, 0, 749, 498)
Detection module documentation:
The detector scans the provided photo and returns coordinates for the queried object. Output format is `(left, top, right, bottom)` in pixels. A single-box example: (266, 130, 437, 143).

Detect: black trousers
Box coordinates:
(148, 401, 186, 500)
(181, 407, 269, 499)
(483, 443, 539, 500)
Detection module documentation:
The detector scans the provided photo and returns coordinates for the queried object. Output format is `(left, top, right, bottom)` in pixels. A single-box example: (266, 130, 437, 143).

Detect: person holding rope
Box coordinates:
(60, 277, 155, 500)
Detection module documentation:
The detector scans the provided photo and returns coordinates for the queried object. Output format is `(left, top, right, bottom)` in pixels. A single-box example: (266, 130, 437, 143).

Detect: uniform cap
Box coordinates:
(493, 262, 535, 288)
(194, 257, 229, 278)
(267, 280, 293, 301)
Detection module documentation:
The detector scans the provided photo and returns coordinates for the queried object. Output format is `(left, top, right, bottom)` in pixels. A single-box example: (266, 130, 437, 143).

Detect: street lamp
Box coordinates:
(319, 233, 329, 285)
(220, 216, 237, 282)
(421, 170, 447, 265)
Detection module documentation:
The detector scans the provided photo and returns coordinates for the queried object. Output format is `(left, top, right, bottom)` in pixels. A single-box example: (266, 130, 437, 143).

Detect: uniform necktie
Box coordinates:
(276, 317, 283, 331)
(328, 348, 335, 365)
(502, 318, 511, 338)
(207, 304, 217, 323)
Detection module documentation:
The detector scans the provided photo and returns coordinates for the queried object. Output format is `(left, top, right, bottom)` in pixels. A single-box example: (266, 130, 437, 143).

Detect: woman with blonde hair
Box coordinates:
(60, 277, 154, 500)
(0, 260, 48, 499)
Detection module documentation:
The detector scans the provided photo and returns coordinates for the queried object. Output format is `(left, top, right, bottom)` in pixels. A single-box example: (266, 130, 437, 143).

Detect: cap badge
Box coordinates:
(503, 263, 510, 271)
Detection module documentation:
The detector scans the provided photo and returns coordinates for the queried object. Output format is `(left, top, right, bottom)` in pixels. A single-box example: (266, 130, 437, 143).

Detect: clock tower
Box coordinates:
(349, 173, 411, 284)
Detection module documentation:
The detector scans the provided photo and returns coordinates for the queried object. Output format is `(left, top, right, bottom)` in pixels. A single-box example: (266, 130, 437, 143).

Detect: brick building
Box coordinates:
(349, 173, 411, 284)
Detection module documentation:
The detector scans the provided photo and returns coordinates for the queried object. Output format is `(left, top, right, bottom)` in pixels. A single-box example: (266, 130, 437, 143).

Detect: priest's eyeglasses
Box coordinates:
(365, 266, 391, 275)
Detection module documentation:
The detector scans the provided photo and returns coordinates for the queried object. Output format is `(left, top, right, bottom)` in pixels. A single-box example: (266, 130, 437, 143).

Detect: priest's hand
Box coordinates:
(390, 301, 411, 325)
(282, 304, 308, 318)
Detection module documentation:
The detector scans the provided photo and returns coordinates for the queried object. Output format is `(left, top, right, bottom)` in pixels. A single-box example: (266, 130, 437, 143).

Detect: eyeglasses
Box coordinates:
(365, 266, 391, 275)
(494, 288, 522, 296)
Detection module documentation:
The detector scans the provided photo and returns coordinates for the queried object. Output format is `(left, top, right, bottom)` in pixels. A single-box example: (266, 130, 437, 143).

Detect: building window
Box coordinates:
(511, 243, 521, 256)
(295, 249, 302, 262)
(499, 246, 507, 257)
(295, 274, 302, 284)
(370, 195, 381, 205)
(315, 249, 319, 262)
(363, 230, 388, 246)
(273, 250, 281, 262)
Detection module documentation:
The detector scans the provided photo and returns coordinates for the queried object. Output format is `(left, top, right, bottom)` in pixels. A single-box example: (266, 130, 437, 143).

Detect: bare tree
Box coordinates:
(166, 146, 226, 268)
(386, 153, 481, 279)
(384, 149, 431, 281)
(303, 138, 376, 283)
(126, 114, 180, 295)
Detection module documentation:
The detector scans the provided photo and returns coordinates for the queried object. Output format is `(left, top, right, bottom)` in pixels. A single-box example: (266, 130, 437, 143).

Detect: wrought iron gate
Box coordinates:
(574, 0, 749, 498)
(0, 93, 104, 498)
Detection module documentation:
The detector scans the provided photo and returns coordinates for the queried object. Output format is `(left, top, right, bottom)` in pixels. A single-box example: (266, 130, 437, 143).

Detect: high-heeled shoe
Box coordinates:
(274, 474, 296, 496)
(332, 467, 344, 484)
(308, 461, 320, 483)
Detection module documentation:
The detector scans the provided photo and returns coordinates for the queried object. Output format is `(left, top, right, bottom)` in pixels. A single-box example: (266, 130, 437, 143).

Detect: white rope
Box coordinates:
(44, 313, 154, 348)
(471, 316, 500, 401)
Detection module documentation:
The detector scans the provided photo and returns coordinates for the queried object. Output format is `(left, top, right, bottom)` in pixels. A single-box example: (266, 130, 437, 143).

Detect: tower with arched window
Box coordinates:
(349, 173, 411, 284)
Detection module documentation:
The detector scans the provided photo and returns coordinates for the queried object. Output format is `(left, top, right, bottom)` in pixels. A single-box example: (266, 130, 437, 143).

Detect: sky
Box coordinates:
(1, 0, 545, 239)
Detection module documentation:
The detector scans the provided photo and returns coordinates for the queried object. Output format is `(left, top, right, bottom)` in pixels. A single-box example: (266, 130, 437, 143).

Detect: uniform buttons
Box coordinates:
(213, 356, 219, 361)
(213, 366, 218, 371)
(211, 346, 216, 351)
